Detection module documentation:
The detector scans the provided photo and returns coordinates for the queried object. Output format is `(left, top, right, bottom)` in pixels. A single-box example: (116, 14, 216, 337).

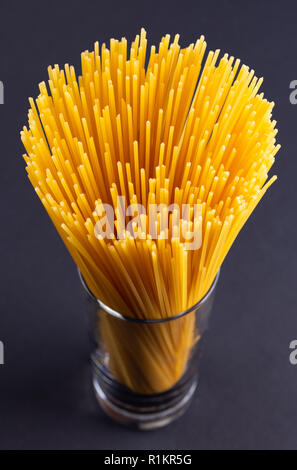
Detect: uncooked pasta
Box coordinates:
(21, 29, 279, 394)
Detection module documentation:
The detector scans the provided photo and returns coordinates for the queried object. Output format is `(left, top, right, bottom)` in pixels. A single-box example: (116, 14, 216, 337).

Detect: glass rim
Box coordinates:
(78, 267, 220, 324)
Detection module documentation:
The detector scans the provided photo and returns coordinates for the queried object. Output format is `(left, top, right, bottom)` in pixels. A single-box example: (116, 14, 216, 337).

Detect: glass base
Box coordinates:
(92, 367, 197, 430)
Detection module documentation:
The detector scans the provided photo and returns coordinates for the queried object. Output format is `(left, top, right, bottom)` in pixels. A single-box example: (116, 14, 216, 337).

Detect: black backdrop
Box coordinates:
(0, 0, 296, 450)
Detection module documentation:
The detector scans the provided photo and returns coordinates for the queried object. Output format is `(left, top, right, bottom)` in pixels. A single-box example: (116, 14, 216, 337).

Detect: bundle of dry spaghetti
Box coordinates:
(21, 29, 279, 394)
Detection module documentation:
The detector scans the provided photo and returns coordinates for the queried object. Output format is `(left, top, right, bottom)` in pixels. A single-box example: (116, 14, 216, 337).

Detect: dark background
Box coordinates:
(0, 0, 296, 450)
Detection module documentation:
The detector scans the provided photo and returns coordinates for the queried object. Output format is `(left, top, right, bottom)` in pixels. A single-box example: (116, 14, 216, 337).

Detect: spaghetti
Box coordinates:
(21, 29, 279, 393)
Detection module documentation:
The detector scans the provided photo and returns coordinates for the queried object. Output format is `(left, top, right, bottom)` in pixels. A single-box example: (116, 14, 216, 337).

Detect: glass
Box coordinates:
(79, 269, 219, 430)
